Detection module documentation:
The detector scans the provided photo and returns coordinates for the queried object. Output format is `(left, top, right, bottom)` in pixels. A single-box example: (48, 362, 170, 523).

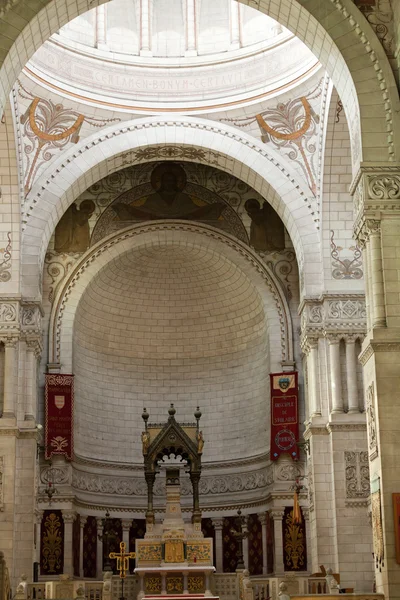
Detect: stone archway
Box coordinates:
(22, 116, 321, 298)
(49, 220, 294, 371)
(0, 0, 398, 168)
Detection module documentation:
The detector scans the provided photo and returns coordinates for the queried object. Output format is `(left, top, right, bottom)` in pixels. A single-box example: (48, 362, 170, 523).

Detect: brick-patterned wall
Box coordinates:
(73, 242, 269, 464)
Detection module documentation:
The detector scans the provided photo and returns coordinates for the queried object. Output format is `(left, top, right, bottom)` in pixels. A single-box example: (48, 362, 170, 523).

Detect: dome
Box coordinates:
(73, 240, 269, 464)
(26, 0, 319, 111)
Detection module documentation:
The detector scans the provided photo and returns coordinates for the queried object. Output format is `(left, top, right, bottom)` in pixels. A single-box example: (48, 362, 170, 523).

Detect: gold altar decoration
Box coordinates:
(42, 512, 63, 574)
(284, 508, 305, 570)
(165, 539, 185, 563)
(137, 543, 162, 562)
(166, 576, 183, 593)
(109, 541, 136, 578)
(145, 576, 161, 594)
(188, 576, 205, 593)
(186, 541, 212, 562)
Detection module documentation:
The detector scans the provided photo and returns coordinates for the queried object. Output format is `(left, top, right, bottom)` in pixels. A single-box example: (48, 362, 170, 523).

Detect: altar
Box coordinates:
(134, 405, 217, 600)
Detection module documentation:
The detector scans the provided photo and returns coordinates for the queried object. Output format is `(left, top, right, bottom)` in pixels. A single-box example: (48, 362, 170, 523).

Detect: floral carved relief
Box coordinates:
(0, 233, 12, 283)
(345, 451, 370, 500)
(366, 383, 378, 461)
(330, 231, 363, 280)
(367, 174, 400, 199)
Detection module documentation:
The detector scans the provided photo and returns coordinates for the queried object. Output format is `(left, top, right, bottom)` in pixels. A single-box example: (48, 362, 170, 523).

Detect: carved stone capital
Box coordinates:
(121, 519, 132, 531)
(211, 518, 224, 530)
(269, 509, 284, 521)
(257, 513, 267, 526)
(62, 511, 77, 524)
(2, 336, 18, 348)
(34, 509, 44, 524)
(80, 516, 88, 528)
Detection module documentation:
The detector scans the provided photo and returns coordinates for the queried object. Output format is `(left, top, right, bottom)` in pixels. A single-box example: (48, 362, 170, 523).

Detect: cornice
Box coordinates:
(359, 341, 400, 366)
(0, 428, 37, 439)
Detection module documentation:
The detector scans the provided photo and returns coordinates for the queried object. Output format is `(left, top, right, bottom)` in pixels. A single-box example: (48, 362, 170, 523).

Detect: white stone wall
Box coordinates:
(73, 242, 270, 463)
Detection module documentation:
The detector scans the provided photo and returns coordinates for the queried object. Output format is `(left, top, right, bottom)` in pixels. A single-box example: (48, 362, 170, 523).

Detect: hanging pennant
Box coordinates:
(270, 372, 298, 461)
(45, 374, 74, 460)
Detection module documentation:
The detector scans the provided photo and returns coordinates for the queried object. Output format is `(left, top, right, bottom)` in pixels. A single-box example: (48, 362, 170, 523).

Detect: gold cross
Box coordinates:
(109, 541, 136, 579)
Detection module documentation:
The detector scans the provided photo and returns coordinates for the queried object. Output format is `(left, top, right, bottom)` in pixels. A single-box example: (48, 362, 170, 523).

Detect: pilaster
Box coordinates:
(351, 164, 400, 600)
(211, 518, 224, 573)
(79, 516, 87, 578)
(62, 511, 77, 576)
(269, 510, 284, 576)
(257, 513, 268, 575)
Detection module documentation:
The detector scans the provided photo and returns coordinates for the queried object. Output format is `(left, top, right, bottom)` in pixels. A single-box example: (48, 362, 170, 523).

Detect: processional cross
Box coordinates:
(109, 541, 136, 600)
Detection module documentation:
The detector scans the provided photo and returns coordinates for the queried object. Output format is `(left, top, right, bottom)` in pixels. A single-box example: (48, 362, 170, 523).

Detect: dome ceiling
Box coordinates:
(25, 0, 319, 111)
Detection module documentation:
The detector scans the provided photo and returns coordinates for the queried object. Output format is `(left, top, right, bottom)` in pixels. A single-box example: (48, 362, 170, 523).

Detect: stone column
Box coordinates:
(122, 519, 131, 548)
(257, 513, 268, 575)
(161, 573, 167, 594)
(96, 518, 103, 578)
(270, 510, 284, 575)
(302, 509, 311, 574)
(368, 221, 386, 327)
(62, 511, 76, 576)
(242, 521, 249, 570)
(211, 518, 224, 572)
(307, 339, 321, 417)
(3, 337, 17, 417)
(183, 571, 189, 594)
(35, 510, 44, 564)
(185, 0, 197, 56)
(25, 341, 39, 421)
(328, 337, 343, 414)
(79, 516, 87, 578)
(230, 1, 240, 49)
(139, 0, 152, 56)
(95, 5, 108, 50)
(345, 336, 359, 413)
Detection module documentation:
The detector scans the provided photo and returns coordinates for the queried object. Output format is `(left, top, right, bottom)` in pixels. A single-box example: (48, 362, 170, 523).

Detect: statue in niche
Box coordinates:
(112, 163, 226, 222)
(54, 200, 95, 253)
(244, 199, 285, 251)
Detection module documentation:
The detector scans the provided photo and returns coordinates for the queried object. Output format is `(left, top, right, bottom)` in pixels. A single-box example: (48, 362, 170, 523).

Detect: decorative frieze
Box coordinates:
(72, 467, 273, 497)
(300, 294, 366, 349)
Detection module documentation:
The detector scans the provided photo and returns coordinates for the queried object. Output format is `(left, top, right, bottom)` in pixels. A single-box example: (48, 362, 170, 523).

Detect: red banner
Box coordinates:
(45, 374, 74, 460)
(270, 372, 298, 461)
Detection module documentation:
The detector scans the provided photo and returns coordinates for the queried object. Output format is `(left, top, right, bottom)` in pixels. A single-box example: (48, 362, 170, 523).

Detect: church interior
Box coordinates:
(0, 1, 400, 600)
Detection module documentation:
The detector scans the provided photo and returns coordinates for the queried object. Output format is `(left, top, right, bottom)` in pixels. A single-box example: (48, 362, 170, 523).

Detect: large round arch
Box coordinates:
(49, 220, 294, 372)
(22, 115, 321, 298)
(1, 0, 398, 169)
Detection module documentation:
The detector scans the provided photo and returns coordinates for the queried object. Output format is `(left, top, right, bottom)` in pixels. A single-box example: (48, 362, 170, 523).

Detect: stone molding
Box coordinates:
(24, 120, 314, 231)
(327, 1, 396, 162)
(39, 452, 307, 512)
(359, 341, 400, 366)
(305, 422, 366, 438)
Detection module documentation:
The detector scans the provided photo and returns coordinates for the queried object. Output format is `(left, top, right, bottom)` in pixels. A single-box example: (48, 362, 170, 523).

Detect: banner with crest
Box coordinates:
(45, 374, 74, 460)
(270, 372, 298, 461)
